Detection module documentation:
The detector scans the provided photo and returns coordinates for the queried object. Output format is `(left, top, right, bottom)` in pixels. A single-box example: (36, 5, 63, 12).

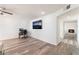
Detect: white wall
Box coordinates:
(0, 14, 30, 40)
(30, 14, 57, 45)
(78, 19, 79, 43)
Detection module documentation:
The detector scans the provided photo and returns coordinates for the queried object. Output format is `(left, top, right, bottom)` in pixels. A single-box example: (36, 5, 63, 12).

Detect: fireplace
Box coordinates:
(68, 29, 75, 33)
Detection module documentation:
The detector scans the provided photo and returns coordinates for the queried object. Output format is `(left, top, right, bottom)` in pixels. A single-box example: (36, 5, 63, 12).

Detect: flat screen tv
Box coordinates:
(32, 20, 42, 29)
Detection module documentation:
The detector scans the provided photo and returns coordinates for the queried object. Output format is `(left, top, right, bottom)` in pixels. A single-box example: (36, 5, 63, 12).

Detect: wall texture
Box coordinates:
(30, 14, 58, 45)
(0, 14, 30, 40)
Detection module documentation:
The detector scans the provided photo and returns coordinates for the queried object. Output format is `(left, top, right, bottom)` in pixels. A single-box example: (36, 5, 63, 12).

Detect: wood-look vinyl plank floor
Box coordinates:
(0, 37, 78, 55)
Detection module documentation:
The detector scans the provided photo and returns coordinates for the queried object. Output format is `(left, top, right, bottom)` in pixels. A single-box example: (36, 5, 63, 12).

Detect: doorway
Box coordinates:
(63, 20, 77, 45)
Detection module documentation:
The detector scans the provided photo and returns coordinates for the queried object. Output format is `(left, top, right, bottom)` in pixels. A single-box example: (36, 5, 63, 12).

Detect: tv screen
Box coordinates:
(33, 20, 42, 29)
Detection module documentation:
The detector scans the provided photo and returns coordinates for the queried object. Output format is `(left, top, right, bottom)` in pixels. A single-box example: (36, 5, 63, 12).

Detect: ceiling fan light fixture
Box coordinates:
(0, 7, 13, 15)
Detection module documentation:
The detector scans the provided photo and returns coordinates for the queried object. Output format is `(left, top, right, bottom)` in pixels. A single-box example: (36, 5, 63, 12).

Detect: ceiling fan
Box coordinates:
(0, 7, 13, 15)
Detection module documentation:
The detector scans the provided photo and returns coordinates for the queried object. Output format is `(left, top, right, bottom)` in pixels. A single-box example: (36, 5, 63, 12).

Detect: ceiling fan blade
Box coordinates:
(2, 10, 13, 15)
(0, 10, 3, 15)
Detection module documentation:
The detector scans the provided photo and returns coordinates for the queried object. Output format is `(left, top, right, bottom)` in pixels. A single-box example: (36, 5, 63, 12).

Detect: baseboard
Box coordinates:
(30, 36, 58, 45)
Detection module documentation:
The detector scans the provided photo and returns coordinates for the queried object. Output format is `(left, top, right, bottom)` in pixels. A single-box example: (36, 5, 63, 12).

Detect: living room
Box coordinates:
(0, 4, 79, 55)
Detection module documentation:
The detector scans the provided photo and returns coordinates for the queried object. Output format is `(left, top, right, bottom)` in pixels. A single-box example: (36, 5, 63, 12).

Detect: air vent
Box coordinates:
(66, 4, 71, 9)
(63, 4, 71, 11)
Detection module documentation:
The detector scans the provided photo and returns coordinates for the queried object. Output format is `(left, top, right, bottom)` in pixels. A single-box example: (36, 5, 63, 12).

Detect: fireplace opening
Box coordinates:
(68, 29, 75, 33)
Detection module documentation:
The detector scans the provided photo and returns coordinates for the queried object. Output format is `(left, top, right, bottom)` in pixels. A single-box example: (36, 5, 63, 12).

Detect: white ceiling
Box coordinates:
(0, 4, 67, 19)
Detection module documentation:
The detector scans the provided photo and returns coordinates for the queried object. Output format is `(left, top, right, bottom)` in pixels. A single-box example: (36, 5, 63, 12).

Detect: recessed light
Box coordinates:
(41, 11, 45, 15)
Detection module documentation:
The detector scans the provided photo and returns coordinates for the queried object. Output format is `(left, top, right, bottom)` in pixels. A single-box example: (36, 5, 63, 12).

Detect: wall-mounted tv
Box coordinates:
(32, 20, 42, 29)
